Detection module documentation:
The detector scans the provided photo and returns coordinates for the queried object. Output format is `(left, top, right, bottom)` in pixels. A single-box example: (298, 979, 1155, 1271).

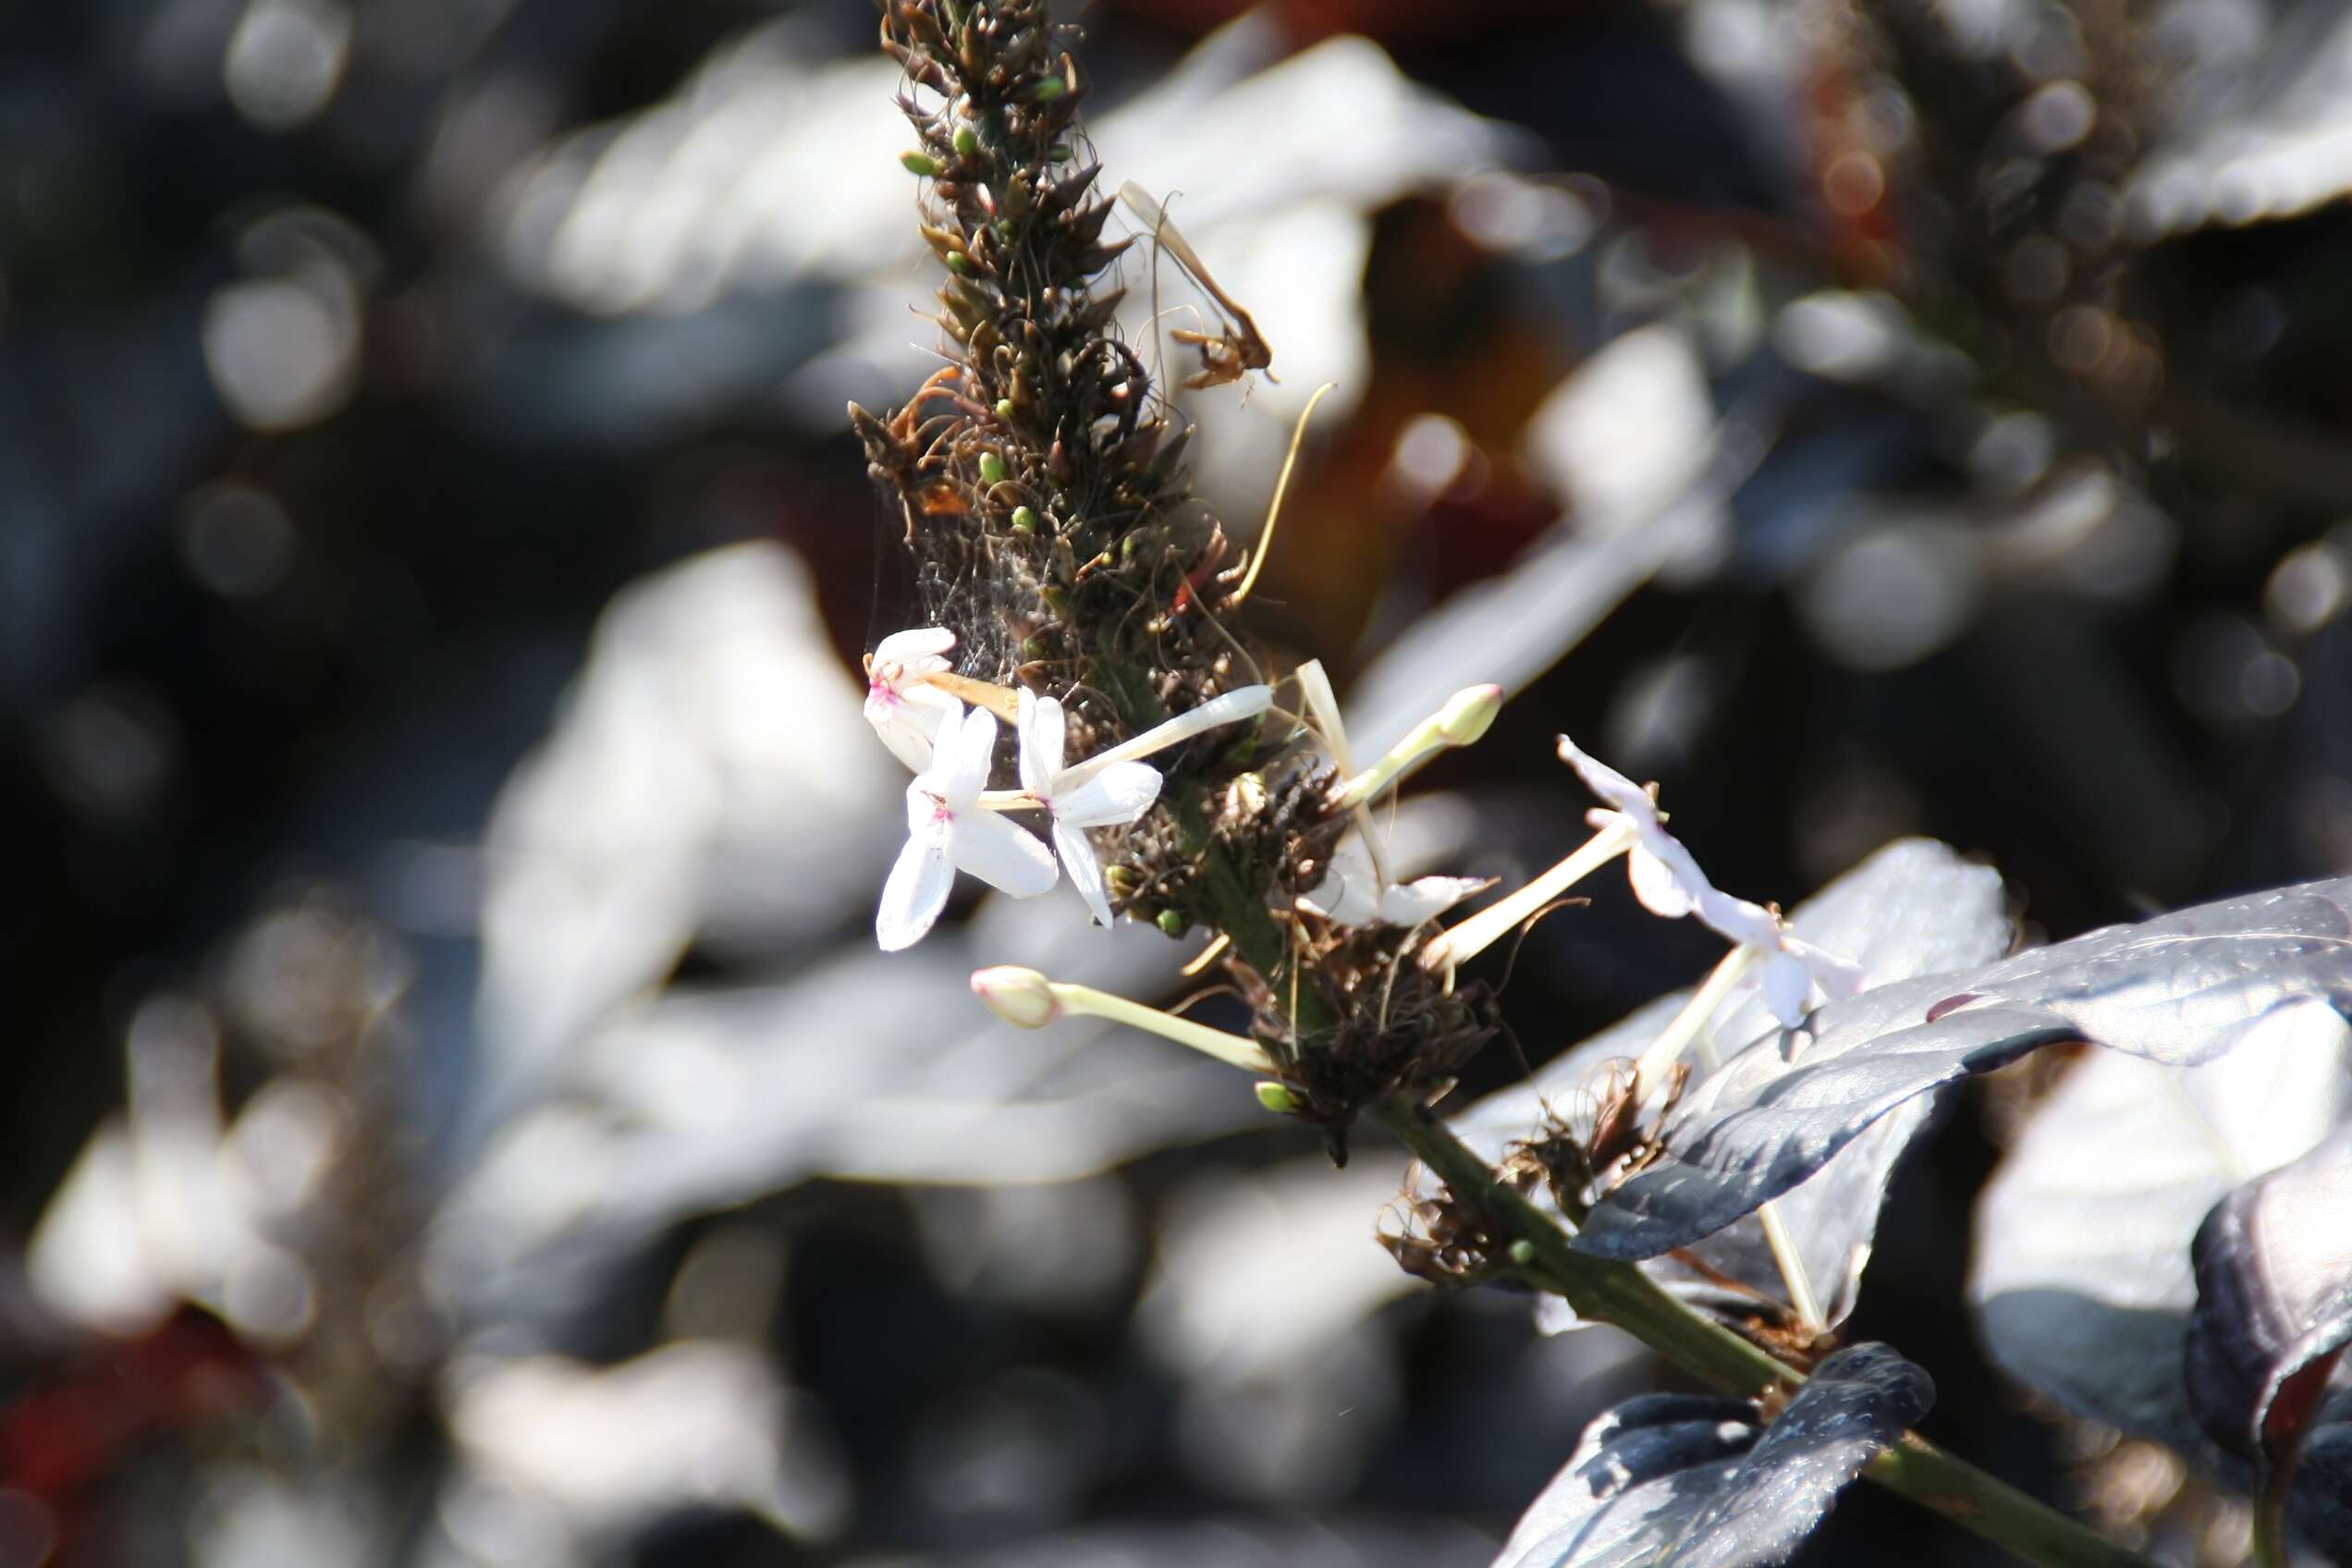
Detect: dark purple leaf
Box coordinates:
(1493, 1345, 1933, 1568)
(2187, 1124, 2352, 1471)
(1574, 877, 2352, 1261)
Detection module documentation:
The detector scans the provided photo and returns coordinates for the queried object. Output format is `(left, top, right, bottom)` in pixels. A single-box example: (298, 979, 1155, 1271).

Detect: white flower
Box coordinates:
(876, 700, 1057, 950)
(1696, 887, 1865, 1028)
(1301, 839, 1488, 927)
(864, 627, 962, 771)
(1556, 734, 1713, 919)
(1017, 689, 1162, 927)
(1558, 732, 1861, 1027)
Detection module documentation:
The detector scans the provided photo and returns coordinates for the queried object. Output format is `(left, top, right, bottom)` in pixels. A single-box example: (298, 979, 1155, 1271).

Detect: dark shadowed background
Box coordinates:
(5, 0, 2350, 1562)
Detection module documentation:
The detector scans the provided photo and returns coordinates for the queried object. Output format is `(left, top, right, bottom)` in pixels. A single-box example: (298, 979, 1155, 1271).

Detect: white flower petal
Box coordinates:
(1302, 866, 1378, 924)
(1057, 761, 1161, 827)
(1789, 937, 1866, 999)
(876, 830, 955, 950)
(898, 681, 960, 729)
(1626, 844, 1697, 919)
(1017, 689, 1064, 798)
(867, 702, 937, 772)
(937, 705, 998, 810)
(1055, 817, 1115, 927)
(1760, 949, 1813, 1028)
(875, 626, 956, 665)
(1696, 888, 1781, 950)
(952, 808, 1058, 898)
(1557, 734, 1655, 826)
(1376, 876, 1488, 926)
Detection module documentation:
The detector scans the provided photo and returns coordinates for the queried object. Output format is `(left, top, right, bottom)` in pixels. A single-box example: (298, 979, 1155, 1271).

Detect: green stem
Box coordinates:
(1371, 1095, 2157, 1568)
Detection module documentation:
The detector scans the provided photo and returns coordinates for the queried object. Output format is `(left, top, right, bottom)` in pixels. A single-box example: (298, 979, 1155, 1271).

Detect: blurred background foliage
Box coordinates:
(5, 0, 2351, 1562)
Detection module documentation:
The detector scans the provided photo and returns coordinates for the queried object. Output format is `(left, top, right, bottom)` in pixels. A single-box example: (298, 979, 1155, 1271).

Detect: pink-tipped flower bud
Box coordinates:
(970, 966, 1060, 1028)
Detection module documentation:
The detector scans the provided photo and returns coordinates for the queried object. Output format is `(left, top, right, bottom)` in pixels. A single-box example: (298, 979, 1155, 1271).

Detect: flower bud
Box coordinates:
(1255, 1082, 1299, 1114)
(952, 125, 979, 157)
(971, 966, 1061, 1028)
(900, 150, 943, 177)
(1436, 684, 1503, 746)
(1010, 506, 1037, 535)
(979, 452, 1009, 484)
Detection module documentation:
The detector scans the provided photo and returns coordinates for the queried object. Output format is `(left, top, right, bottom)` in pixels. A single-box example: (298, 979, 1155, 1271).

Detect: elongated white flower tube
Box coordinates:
(864, 627, 962, 771)
(1056, 685, 1273, 792)
(1016, 689, 1162, 927)
(876, 702, 1058, 950)
(969, 965, 1277, 1072)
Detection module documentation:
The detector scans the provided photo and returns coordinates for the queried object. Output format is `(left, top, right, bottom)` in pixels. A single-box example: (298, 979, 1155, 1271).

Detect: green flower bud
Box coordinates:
(979, 452, 1009, 485)
(944, 250, 973, 275)
(1508, 1239, 1537, 1267)
(1010, 506, 1037, 535)
(994, 398, 1015, 421)
(900, 151, 942, 177)
(1254, 1082, 1299, 1114)
(1155, 908, 1187, 937)
(1031, 77, 1067, 102)
(952, 125, 979, 157)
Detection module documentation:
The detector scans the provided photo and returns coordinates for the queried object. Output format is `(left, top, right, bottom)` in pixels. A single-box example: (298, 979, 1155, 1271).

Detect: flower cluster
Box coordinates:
(864, 626, 1271, 949)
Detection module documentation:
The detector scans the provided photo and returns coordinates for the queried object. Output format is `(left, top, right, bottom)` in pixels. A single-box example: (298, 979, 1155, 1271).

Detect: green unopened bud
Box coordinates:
(979, 452, 1009, 485)
(1031, 76, 1068, 102)
(1010, 506, 1036, 535)
(900, 151, 943, 177)
(1048, 142, 1072, 162)
(1156, 908, 1187, 937)
(1330, 683, 1509, 812)
(994, 398, 1015, 420)
(1255, 1082, 1299, 1114)
(1022, 634, 1049, 659)
(952, 125, 979, 157)
(944, 250, 973, 275)
(1508, 1239, 1537, 1267)
(1437, 683, 1503, 745)
(971, 965, 1060, 1028)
